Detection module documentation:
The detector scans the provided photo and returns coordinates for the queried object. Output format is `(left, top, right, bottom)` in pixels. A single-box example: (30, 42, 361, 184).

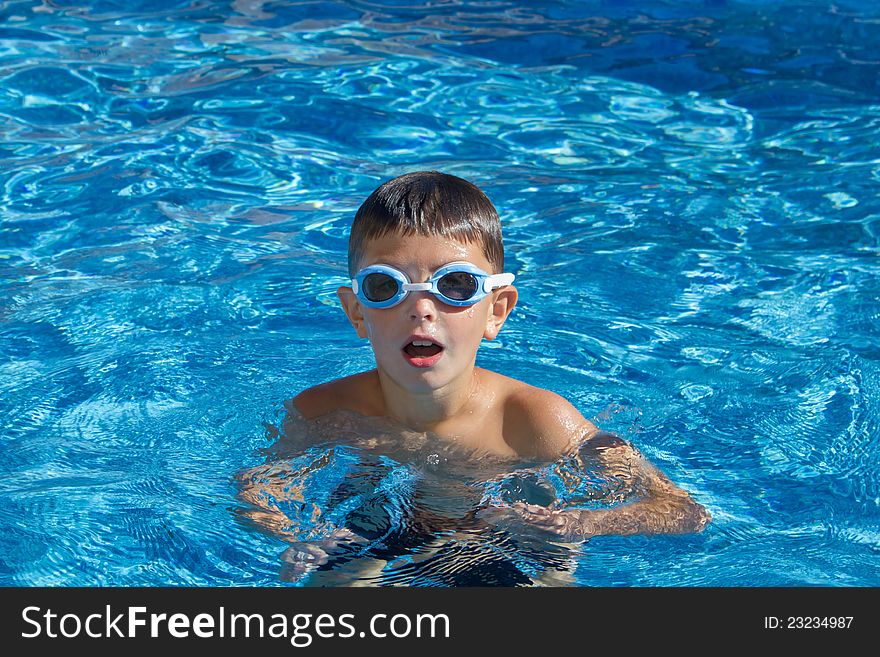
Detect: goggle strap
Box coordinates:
(486, 273, 515, 290)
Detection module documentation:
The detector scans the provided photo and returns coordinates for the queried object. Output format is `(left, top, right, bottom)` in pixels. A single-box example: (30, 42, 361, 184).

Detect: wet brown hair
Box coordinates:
(347, 171, 505, 276)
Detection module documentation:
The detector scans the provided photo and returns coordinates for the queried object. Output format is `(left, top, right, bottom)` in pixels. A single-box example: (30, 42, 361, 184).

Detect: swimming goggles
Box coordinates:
(351, 261, 515, 309)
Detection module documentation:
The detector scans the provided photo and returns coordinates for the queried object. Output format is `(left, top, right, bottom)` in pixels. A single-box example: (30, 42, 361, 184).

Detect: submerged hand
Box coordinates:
(475, 503, 590, 542)
(511, 498, 711, 539)
(510, 503, 594, 540)
(279, 528, 365, 582)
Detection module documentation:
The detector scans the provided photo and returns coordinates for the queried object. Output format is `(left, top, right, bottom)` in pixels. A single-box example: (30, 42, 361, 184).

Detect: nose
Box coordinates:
(408, 292, 438, 321)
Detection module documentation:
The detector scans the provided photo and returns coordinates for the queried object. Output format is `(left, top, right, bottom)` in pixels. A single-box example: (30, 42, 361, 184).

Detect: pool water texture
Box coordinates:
(1, 0, 879, 586)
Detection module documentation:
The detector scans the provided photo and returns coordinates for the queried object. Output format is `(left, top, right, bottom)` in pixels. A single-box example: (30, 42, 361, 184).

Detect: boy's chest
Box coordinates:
(429, 403, 520, 458)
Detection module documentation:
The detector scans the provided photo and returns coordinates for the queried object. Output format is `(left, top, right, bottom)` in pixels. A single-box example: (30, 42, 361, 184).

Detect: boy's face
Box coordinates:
(337, 232, 517, 395)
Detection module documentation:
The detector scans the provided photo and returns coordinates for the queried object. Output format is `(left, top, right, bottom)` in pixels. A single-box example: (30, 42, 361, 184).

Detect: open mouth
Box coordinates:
(403, 339, 444, 359)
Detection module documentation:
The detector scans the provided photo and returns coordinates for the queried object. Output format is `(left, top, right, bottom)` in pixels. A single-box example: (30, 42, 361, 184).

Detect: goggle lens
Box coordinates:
(436, 271, 478, 300)
(362, 272, 399, 302)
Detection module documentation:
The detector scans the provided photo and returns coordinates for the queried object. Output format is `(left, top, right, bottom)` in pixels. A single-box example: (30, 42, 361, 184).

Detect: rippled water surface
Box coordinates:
(2, 0, 879, 586)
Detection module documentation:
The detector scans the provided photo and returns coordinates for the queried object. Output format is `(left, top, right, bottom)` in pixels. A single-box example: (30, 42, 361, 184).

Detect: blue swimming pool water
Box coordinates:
(1, 0, 879, 586)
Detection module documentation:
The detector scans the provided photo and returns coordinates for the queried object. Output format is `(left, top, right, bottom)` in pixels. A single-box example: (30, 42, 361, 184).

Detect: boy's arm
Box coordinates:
(234, 459, 335, 540)
(234, 459, 369, 579)
(505, 389, 711, 540)
(512, 439, 711, 539)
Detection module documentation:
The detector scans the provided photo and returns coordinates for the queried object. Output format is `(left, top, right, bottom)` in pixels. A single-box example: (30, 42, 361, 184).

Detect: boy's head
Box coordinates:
(347, 171, 505, 276)
(337, 171, 518, 395)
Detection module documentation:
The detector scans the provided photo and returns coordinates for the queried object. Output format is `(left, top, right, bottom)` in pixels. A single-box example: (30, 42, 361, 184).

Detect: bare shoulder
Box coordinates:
(498, 377, 598, 459)
(290, 370, 385, 420)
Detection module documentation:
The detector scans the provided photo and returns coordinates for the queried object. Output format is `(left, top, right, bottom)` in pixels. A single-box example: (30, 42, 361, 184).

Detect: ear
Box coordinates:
(484, 285, 518, 340)
(337, 286, 368, 339)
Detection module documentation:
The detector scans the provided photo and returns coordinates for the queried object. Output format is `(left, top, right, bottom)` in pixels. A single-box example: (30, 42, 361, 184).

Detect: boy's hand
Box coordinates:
(477, 502, 595, 541)
(279, 527, 366, 582)
(509, 496, 711, 541)
(510, 503, 590, 539)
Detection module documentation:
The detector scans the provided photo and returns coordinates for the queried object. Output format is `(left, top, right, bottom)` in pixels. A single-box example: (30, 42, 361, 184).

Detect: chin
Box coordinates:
(382, 364, 456, 394)
(406, 370, 452, 392)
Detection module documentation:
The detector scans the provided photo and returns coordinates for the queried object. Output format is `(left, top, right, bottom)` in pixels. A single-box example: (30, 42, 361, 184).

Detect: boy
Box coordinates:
(236, 171, 709, 584)
(289, 171, 710, 540)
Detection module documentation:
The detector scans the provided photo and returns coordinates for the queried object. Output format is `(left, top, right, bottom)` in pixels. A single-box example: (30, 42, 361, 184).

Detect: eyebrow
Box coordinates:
(362, 259, 478, 277)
